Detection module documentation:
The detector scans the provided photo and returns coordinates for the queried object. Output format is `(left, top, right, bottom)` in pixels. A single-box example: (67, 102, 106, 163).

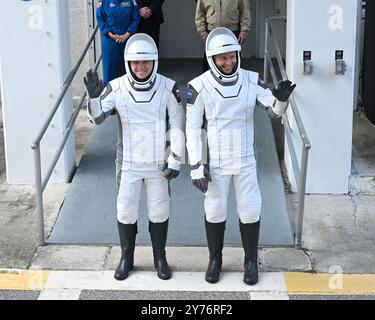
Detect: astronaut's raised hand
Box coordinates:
(272, 80, 296, 102)
(191, 164, 212, 193)
(83, 69, 104, 99)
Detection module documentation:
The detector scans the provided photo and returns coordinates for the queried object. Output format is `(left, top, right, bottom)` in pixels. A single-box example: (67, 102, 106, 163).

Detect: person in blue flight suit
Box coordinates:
(97, 0, 141, 86)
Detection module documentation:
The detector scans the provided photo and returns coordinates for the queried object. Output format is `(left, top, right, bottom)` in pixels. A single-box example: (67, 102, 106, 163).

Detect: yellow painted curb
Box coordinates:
(0, 270, 49, 291)
(284, 272, 375, 295)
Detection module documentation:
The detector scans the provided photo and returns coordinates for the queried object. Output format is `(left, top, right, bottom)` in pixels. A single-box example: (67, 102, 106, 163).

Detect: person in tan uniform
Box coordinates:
(195, 0, 251, 71)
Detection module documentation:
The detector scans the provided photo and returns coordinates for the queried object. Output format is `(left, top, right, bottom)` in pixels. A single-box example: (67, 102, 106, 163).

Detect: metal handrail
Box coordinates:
(31, 25, 101, 246)
(263, 16, 311, 249)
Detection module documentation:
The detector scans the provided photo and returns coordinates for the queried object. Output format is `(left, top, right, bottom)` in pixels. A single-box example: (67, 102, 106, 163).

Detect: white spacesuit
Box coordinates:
(84, 33, 185, 281)
(186, 27, 296, 285)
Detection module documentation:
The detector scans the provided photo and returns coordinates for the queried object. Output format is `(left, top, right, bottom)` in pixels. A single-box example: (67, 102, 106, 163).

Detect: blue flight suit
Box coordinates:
(97, 0, 141, 85)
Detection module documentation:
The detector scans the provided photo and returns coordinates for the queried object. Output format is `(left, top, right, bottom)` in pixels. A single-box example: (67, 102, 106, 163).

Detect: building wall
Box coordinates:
(285, 0, 361, 194)
(0, 0, 75, 184)
(68, 0, 91, 101)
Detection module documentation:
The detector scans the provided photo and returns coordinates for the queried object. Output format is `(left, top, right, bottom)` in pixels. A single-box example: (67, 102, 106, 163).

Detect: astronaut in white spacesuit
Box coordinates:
(84, 33, 185, 281)
(186, 27, 296, 285)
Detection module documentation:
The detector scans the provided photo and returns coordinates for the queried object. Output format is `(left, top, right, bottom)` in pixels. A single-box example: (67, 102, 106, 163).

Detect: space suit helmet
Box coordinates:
(206, 27, 241, 83)
(124, 33, 158, 90)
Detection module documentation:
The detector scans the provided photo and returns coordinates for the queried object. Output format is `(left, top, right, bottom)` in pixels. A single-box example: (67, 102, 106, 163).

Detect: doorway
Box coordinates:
(159, 0, 286, 59)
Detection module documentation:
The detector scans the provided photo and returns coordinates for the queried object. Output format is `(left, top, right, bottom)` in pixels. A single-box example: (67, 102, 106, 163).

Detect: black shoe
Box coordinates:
(154, 256, 172, 280)
(114, 260, 133, 280)
(243, 261, 258, 285)
(114, 221, 137, 281)
(205, 259, 222, 283)
(149, 219, 172, 280)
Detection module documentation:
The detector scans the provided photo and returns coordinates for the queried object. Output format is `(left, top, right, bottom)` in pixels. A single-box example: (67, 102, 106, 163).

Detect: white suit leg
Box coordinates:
(117, 171, 143, 224)
(145, 173, 170, 223)
(204, 169, 231, 223)
(233, 164, 262, 224)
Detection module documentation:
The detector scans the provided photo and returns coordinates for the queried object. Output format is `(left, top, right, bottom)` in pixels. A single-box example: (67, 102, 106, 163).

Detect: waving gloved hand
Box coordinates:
(272, 80, 296, 102)
(161, 163, 180, 180)
(191, 164, 212, 193)
(83, 69, 104, 99)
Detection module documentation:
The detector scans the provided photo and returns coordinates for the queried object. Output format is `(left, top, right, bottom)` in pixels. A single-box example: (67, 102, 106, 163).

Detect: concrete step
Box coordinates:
(29, 245, 312, 273)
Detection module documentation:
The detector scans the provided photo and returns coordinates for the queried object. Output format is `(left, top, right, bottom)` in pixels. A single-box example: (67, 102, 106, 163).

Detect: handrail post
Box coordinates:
(32, 144, 46, 247)
(264, 19, 269, 83)
(295, 147, 310, 249)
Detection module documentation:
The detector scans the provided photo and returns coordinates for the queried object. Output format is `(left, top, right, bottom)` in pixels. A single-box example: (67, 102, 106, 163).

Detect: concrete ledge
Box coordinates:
(349, 176, 375, 195)
(260, 248, 312, 272)
(30, 245, 311, 273)
(30, 246, 111, 271)
(107, 247, 243, 272)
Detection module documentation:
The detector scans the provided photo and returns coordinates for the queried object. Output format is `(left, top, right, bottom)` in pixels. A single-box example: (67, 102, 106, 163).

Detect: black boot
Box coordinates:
(239, 220, 260, 285)
(114, 221, 137, 280)
(205, 219, 226, 284)
(149, 219, 172, 280)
